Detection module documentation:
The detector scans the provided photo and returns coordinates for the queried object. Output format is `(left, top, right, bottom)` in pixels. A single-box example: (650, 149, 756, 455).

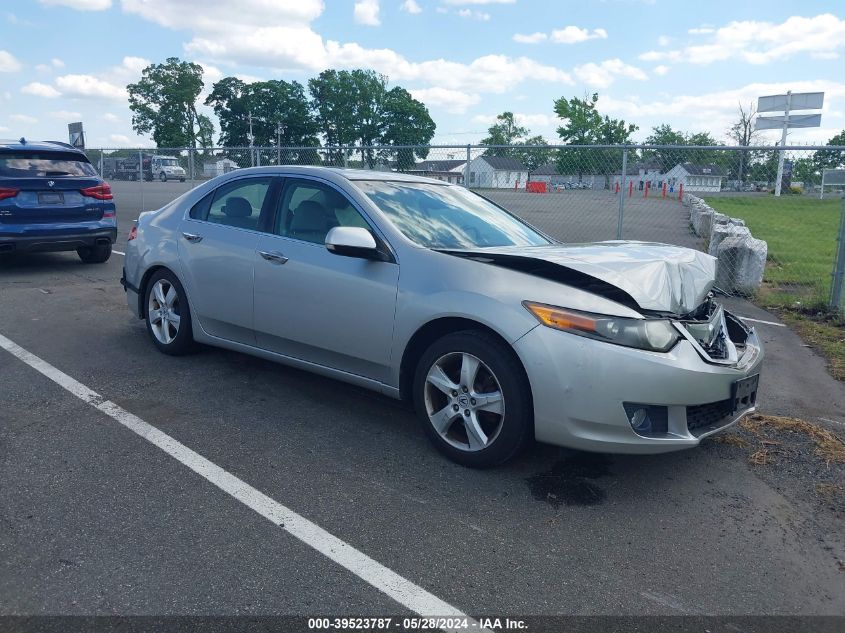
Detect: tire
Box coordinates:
(413, 330, 532, 468)
(159, 172, 167, 182)
(179, 178, 185, 182)
(144, 269, 194, 355)
(77, 243, 112, 264)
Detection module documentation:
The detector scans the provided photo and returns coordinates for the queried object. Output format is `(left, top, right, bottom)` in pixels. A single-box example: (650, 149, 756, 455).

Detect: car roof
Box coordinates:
(219, 165, 451, 186)
(0, 139, 85, 154)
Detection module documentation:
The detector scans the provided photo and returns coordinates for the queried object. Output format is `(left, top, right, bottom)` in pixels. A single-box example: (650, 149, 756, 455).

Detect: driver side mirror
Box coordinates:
(325, 226, 387, 261)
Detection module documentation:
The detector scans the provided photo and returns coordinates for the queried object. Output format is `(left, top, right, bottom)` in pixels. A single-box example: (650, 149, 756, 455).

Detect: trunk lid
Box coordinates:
(0, 176, 105, 224)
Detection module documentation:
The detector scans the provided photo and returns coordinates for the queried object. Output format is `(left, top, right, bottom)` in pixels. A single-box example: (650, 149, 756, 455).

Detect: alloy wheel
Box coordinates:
(147, 279, 181, 345)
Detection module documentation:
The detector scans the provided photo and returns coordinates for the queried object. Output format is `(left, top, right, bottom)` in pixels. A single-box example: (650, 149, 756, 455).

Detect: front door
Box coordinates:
(253, 177, 399, 383)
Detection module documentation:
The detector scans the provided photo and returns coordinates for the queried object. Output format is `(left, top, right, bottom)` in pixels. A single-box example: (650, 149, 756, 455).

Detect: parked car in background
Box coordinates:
(121, 166, 763, 467)
(0, 138, 116, 263)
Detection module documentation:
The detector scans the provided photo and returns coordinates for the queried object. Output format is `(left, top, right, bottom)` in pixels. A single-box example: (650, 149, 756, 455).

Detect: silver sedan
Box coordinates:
(121, 166, 763, 467)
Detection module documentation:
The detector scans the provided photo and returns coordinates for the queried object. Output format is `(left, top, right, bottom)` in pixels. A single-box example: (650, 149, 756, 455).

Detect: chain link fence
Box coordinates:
(86, 143, 845, 313)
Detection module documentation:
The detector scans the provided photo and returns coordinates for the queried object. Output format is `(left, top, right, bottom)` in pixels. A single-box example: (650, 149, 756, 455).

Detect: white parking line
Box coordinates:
(819, 417, 845, 428)
(113, 250, 125, 256)
(0, 332, 482, 630)
(735, 316, 786, 328)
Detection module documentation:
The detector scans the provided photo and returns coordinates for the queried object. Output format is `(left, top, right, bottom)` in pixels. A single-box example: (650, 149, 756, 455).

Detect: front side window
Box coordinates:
(275, 179, 370, 245)
(0, 151, 97, 177)
(356, 181, 551, 250)
(192, 177, 272, 230)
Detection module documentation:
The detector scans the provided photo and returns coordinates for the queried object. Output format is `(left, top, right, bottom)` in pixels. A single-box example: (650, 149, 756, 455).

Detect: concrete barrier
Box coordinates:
(709, 223, 751, 256)
(716, 236, 768, 295)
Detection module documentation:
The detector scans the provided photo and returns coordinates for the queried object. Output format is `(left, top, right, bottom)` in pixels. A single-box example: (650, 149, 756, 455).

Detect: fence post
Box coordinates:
(830, 191, 845, 313)
(616, 147, 628, 240)
(465, 145, 471, 188)
(138, 149, 144, 214)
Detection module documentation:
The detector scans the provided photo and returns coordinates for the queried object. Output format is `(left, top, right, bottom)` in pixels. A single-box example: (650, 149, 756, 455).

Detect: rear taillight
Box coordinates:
(128, 225, 138, 241)
(80, 183, 113, 200)
(0, 187, 19, 201)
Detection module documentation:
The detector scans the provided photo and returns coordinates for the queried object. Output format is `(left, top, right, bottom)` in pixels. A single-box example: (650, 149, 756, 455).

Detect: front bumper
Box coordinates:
(0, 226, 118, 253)
(514, 313, 764, 454)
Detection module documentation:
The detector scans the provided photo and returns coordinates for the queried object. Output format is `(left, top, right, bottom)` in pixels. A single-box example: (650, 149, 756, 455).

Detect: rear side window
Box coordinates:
(191, 177, 272, 231)
(0, 151, 97, 177)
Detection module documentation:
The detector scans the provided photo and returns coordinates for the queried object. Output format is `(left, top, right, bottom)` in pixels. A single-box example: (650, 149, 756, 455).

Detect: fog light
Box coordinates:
(623, 403, 669, 435)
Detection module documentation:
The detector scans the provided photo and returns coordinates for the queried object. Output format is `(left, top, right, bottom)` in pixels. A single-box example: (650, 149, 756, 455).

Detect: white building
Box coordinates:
(203, 158, 239, 178)
(662, 163, 726, 192)
(406, 159, 466, 184)
(467, 156, 528, 189)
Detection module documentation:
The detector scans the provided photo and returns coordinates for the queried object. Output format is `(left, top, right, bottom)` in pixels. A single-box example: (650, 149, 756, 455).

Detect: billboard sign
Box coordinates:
(758, 92, 824, 113)
(68, 122, 85, 150)
(755, 114, 823, 130)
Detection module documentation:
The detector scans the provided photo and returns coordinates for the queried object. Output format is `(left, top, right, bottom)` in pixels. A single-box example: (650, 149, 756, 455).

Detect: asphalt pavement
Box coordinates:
(1, 180, 843, 622)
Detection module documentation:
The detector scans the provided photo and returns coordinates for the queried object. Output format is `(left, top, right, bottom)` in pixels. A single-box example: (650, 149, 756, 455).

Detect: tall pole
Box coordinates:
(248, 111, 254, 168)
(617, 148, 628, 240)
(831, 191, 845, 313)
(464, 145, 471, 188)
(774, 90, 791, 197)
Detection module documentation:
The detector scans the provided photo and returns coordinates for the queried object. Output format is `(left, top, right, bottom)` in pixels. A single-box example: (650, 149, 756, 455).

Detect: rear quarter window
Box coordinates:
(0, 151, 97, 177)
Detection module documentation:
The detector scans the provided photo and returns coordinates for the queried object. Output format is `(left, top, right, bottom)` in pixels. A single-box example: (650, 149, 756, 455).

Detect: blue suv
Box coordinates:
(0, 139, 117, 263)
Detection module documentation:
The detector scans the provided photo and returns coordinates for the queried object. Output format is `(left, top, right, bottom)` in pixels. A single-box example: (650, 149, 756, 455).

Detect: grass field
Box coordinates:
(704, 196, 841, 307)
(705, 195, 845, 380)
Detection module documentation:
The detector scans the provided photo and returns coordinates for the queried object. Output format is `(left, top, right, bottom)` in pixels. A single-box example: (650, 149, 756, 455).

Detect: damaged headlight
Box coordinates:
(523, 302, 680, 353)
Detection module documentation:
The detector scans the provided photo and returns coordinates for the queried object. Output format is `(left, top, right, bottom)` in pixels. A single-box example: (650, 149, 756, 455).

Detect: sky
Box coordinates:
(1, 0, 844, 149)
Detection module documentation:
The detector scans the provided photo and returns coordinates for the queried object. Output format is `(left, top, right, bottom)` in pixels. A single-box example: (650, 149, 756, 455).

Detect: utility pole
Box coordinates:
(774, 91, 791, 197)
(248, 111, 254, 168)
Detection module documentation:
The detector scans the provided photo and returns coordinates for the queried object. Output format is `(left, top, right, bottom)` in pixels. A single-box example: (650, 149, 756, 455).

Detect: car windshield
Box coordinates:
(0, 151, 97, 177)
(159, 158, 179, 166)
(356, 180, 552, 249)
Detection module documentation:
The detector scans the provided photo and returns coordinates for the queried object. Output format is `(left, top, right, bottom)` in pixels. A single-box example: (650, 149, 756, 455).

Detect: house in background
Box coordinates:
(611, 158, 662, 190)
(406, 159, 466, 184)
(663, 162, 726, 192)
(203, 157, 239, 178)
(467, 156, 528, 189)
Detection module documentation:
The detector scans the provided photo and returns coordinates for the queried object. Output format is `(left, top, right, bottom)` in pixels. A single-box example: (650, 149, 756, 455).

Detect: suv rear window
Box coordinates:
(0, 151, 98, 177)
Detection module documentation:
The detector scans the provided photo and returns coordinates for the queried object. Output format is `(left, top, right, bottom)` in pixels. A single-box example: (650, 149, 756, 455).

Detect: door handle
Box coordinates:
(182, 232, 203, 243)
(259, 250, 289, 265)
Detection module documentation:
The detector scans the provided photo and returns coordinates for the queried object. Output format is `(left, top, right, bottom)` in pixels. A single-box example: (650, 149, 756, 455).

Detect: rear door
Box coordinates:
(177, 175, 278, 345)
(0, 151, 105, 227)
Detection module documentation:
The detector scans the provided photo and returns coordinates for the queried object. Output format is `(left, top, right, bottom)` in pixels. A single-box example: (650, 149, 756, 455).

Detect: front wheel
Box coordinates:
(413, 330, 532, 468)
(77, 243, 112, 264)
(144, 269, 194, 355)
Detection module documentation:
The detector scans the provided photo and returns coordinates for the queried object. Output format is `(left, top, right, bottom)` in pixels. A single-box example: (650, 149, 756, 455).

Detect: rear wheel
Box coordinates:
(144, 270, 194, 355)
(413, 330, 532, 468)
(77, 243, 112, 264)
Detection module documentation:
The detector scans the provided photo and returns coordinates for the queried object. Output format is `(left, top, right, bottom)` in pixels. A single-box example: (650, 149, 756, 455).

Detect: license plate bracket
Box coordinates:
(38, 192, 64, 205)
(731, 374, 759, 413)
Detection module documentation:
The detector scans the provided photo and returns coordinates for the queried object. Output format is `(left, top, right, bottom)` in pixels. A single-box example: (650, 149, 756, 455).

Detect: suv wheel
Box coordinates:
(144, 269, 193, 355)
(413, 330, 532, 468)
(77, 243, 112, 264)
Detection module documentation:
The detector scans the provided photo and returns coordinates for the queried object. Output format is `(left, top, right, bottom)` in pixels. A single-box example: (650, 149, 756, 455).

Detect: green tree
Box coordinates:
(127, 57, 213, 148)
(554, 92, 637, 186)
(815, 130, 845, 170)
(516, 135, 553, 171)
(308, 69, 435, 168)
(727, 102, 760, 183)
(644, 124, 689, 171)
(481, 112, 529, 155)
(205, 78, 319, 157)
(380, 87, 435, 170)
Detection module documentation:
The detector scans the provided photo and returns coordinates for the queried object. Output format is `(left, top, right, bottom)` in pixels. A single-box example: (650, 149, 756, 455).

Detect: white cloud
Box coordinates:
(657, 35, 671, 46)
(0, 126, 9, 133)
(52, 58, 65, 67)
(55, 74, 127, 99)
(653, 64, 670, 76)
(551, 26, 607, 44)
(410, 87, 480, 113)
(39, 0, 112, 9)
(0, 50, 22, 72)
(354, 0, 380, 26)
(120, 56, 150, 75)
(11, 114, 38, 124)
(441, 0, 514, 4)
(401, 0, 422, 14)
(688, 27, 714, 35)
(513, 32, 547, 44)
(50, 110, 82, 119)
(458, 8, 490, 20)
(121, 0, 324, 28)
(640, 13, 845, 66)
(35, 64, 52, 73)
(109, 134, 131, 144)
(22, 82, 62, 98)
(101, 112, 120, 122)
(574, 58, 647, 87)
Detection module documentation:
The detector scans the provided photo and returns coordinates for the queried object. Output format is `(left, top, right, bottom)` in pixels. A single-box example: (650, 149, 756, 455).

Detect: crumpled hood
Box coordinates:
(452, 241, 716, 315)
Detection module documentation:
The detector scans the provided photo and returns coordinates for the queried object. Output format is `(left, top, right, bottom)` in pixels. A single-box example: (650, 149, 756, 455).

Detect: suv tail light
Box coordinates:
(0, 187, 19, 201)
(80, 183, 113, 200)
